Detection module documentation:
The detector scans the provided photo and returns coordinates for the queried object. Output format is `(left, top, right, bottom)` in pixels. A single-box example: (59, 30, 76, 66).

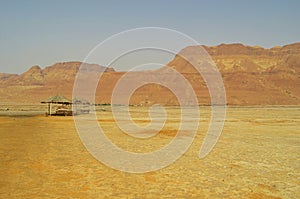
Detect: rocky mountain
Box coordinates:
(161, 43, 300, 105)
(0, 43, 299, 105)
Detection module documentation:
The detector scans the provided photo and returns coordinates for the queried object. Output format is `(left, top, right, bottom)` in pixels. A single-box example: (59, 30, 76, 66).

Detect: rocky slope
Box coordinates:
(0, 43, 299, 105)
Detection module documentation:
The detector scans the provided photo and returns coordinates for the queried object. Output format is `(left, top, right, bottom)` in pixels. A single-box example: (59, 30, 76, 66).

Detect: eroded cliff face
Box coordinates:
(0, 43, 299, 105)
(163, 43, 299, 105)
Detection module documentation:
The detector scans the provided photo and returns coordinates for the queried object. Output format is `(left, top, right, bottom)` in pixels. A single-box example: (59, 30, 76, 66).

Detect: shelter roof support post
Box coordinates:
(49, 103, 52, 116)
(47, 103, 50, 115)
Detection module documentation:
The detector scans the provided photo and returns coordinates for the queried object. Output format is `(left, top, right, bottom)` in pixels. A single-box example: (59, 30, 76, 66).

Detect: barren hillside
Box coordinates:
(0, 43, 299, 105)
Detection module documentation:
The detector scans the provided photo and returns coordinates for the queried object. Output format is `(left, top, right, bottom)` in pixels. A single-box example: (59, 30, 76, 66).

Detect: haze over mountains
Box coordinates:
(0, 43, 299, 105)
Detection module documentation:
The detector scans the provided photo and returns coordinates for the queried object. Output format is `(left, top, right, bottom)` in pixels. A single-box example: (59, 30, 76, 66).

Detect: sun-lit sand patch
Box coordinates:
(0, 106, 299, 198)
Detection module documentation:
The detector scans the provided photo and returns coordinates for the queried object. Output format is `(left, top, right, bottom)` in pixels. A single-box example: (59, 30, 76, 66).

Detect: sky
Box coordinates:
(0, 0, 299, 74)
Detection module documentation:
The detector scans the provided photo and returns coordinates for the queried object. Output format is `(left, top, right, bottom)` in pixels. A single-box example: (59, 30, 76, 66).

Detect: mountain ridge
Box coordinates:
(0, 43, 299, 105)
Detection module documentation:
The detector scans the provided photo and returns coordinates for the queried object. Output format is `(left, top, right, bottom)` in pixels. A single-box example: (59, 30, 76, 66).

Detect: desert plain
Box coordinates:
(0, 105, 299, 198)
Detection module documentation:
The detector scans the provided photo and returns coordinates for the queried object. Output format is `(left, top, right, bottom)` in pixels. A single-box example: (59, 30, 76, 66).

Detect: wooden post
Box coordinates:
(48, 103, 50, 115)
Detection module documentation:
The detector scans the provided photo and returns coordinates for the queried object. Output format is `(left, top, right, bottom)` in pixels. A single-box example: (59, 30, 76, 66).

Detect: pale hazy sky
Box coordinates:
(0, 0, 299, 74)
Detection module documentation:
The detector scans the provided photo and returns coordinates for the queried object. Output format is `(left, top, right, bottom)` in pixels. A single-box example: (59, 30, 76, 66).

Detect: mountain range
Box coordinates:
(0, 43, 299, 105)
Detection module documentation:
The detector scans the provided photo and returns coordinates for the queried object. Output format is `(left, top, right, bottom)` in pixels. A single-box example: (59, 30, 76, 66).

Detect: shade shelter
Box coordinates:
(41, 94, 72, 116)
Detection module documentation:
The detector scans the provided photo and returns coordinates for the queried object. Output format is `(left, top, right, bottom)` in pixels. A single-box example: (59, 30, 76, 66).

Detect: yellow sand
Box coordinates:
(0, 107, 299, 198)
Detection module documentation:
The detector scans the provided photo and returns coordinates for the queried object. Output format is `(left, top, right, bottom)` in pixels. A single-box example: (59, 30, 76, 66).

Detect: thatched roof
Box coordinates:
(41, 94, 72, 104)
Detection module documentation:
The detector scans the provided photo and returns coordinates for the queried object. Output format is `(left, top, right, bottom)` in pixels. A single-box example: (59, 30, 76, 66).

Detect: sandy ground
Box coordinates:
(0, 106, 299, 198)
